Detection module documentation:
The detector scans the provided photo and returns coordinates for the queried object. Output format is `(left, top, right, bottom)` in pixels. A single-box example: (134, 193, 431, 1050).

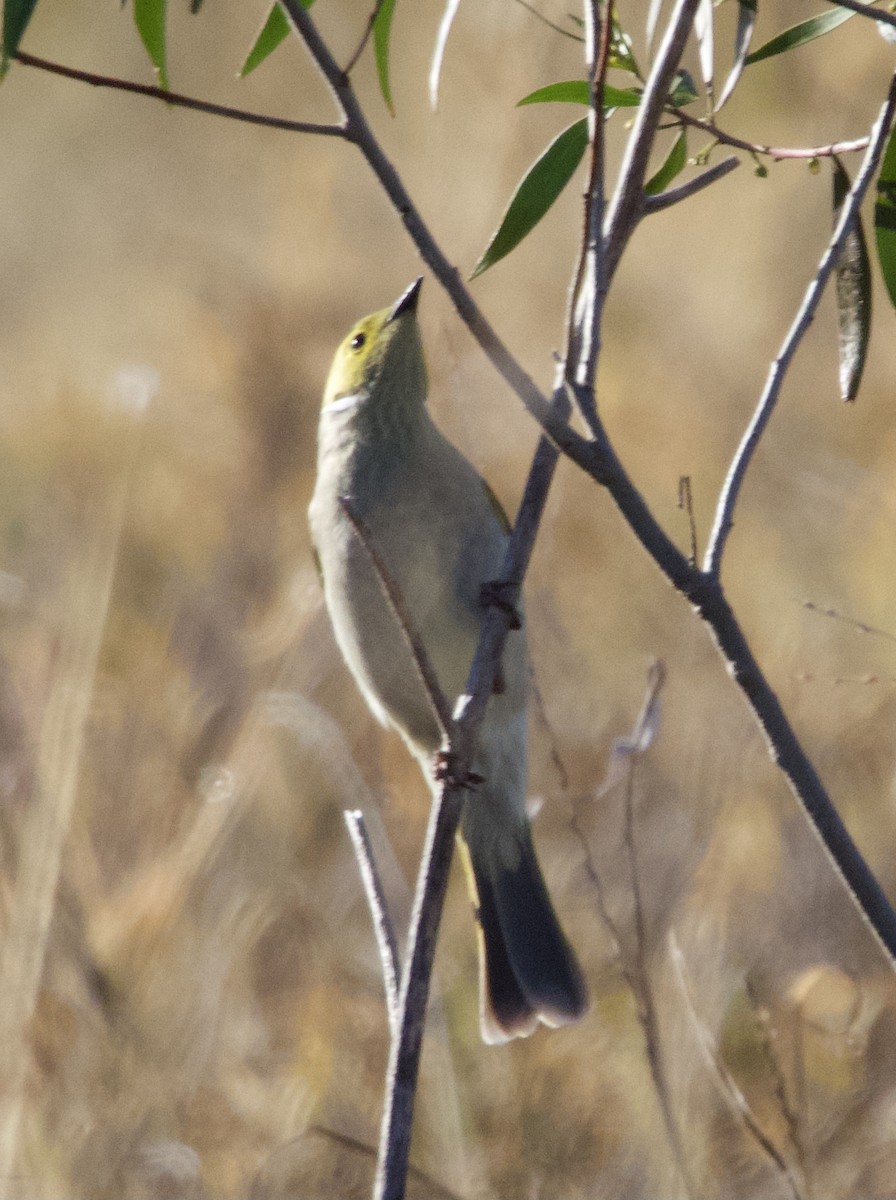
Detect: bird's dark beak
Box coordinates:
(388, 277, 423, 322)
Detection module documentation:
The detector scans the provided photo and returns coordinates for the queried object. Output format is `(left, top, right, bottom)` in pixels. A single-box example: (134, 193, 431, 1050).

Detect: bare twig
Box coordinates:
(338, 497, 455, 742)
(512, 0, 586, 42)
(670, 105, 871, 161)
(644, 155, 740, 213)
(372, 375, 572, 1200)
(704, 76, 896, 578)
(668, 934, 804, 1200)
(343, 0, 388, 75)
(803, 600, 896, 645)
(12, 51, 347, 137)
(344, 810, 401, 1035)
(677, 476, 699, 566)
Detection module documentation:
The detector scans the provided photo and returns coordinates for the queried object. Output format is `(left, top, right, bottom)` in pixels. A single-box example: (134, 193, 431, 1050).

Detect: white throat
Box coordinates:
(322, 391, 365, 416)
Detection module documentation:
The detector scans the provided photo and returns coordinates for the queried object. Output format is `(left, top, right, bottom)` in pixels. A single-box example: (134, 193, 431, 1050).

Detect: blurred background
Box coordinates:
(1, 1, 896, 1196)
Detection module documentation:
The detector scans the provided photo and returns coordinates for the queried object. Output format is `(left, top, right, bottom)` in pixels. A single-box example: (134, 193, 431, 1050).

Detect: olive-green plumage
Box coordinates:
(308, 279, 587, 1042)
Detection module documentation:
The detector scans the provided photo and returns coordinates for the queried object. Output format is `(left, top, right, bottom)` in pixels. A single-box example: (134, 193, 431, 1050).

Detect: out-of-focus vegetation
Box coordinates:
(1, 1, 896, 1197)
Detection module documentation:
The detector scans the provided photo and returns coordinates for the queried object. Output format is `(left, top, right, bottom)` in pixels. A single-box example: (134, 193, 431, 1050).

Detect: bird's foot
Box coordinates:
(480, 580, 522, 630)
(434, 751, 483, 791)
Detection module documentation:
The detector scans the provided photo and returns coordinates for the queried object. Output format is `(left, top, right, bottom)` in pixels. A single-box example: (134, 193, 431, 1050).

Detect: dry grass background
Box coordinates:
(1, 1, 896, 1197)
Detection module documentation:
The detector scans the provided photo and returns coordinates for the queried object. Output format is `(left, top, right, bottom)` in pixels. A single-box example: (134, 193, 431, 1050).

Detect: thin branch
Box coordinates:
(677, 475, 699, 566)
(338, 497, 455, 742)
(344, 810, 401, 1036)
(603, 0, 703, 282)
(703, 75, 896, 578)
(343, 0, 388, 74)
(803, 600, 896, 645)
(373, 378, 573, 1200)
(512, 0, 586, 42)
(669, 937, 805, 1199)
(670, 104, 871, 161)
(12, 51, 347, 138)
(644, 154, 740, 213)
(830, 0, 896, 30)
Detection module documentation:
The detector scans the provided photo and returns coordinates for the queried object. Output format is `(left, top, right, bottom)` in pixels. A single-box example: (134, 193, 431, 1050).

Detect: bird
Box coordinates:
(308, 277, 587, 1042)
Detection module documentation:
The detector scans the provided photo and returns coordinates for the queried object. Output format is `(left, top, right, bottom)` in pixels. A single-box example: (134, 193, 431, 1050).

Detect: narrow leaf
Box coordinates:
(134, 0, 168, 90)
(874, 123, 896, 313)
(668, 69, 699, 107)
(374, 0, 397, 114)
(471, 118, 588, 278)
(429, 0, 461, 111)
(239, 3, 289, 77)
(832, 157, 871, 402)
(716, 0, 756, 112)
(1, 0, 39, 76)
(694, 0, 714, 100)
(518, 79, 640, 108)
(645, 129, 688, 196)
(745, 8, 854, 66)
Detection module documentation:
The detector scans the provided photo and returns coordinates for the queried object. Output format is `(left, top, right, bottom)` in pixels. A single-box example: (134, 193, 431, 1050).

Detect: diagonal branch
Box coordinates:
(703, 74, 896, 578)
(374, 377, 573, 1200)
(12, 51, 347, 137)
(644, 155, 740, 213)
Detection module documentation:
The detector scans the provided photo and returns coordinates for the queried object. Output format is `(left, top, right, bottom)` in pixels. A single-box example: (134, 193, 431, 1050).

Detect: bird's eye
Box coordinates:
(350, 332, 366, 351)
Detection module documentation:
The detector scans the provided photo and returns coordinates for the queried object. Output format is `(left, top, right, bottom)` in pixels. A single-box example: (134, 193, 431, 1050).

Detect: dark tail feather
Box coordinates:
(457, 828, 588, 1043)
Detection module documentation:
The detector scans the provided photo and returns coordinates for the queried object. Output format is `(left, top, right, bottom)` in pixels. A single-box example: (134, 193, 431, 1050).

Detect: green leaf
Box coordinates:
(374, 0, 397, 114)
(645, 129, 688, 196)
(518, 79, 640, 108)
(471, 118, 588, 278)
(717, 0, 756, 112)
(874, 123, 896, 314)
(744, 8, 854, 66)
(833, 157, 872, 402)
(134, 0, 168, 90)
(240, 3, 288, 77)
(1, 0, 39, 77)
(668, 68, 698, 107)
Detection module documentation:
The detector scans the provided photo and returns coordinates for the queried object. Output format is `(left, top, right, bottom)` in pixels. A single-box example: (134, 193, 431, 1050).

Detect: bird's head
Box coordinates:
(321, 278, 427, 421)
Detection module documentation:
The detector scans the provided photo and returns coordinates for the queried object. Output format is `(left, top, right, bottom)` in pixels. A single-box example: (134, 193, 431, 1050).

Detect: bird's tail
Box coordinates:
(458, 798, 588, 1044)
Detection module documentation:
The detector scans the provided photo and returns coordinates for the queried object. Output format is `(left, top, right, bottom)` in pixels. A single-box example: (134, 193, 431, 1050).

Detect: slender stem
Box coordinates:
(671, 104, 871, 161)
(12, 51, 347, 137)
(644, 155, 739, 213)
(344, 0, 388, 74)
(339, 498, 456, 742)
(704, 75, 896, 578)
(374, 781, 466, 1200)
(344, 810, 401, 1036)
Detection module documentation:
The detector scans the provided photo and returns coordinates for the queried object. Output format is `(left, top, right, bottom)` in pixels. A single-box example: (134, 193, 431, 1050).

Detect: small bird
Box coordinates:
(308, 278, 587, 1042)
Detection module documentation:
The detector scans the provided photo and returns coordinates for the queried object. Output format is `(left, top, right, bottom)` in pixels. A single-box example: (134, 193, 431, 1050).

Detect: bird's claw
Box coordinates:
(480, 580, 522, 630)
(434, 751, 483, 791)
